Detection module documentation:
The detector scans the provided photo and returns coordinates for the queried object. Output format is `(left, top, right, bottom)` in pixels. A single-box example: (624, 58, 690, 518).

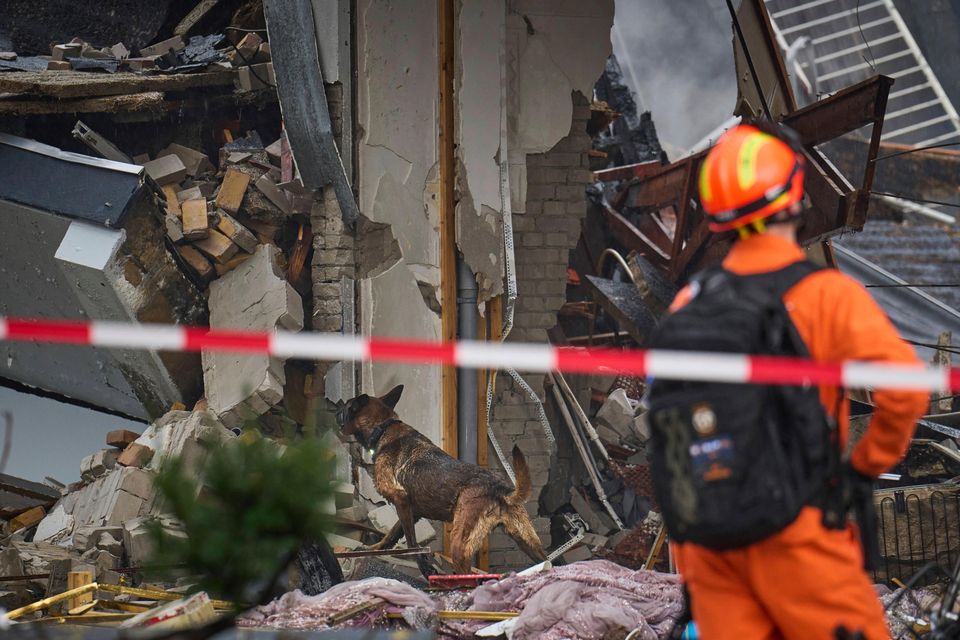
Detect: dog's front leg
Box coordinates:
(393, 497, 433, 577)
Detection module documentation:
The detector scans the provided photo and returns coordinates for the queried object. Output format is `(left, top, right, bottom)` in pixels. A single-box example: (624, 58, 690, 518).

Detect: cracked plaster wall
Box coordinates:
(356, 0, 442, 441)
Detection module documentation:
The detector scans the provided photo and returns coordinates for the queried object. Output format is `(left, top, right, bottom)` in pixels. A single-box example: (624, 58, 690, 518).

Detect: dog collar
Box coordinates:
(367, 418, 403, 455)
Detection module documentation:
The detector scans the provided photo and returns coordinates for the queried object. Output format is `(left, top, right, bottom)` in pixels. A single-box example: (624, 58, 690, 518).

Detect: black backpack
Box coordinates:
(646, 260, 836, 550)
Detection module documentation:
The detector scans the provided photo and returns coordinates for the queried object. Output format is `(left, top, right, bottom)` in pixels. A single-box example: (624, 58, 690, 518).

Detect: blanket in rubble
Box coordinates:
(238, 560, 683, 639)
(442, 560, 684, 639)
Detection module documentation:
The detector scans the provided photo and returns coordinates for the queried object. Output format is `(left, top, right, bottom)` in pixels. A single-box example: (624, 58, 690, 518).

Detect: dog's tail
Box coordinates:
(506, 445, 533, 505)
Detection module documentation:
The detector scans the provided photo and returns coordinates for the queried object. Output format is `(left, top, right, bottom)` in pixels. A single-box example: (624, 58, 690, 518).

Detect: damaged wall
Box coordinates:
(483, 0, 614, 570)
(356, 0, 443, 441)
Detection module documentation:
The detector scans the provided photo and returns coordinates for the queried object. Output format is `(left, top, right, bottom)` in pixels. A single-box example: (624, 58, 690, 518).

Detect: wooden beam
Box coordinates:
(438, 0, 457, 556)
(602, 207, 670, 267)
(783, 75, 893, 148)
(593, 160, 662, 183)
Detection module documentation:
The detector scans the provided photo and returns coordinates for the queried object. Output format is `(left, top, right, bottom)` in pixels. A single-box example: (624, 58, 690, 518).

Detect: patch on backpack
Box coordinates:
(691, 403, 717, 435)
(690, 436, 734, 482)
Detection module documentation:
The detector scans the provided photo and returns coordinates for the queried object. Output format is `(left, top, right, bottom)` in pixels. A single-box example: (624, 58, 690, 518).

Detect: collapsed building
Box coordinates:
(0, 0, 958, 635)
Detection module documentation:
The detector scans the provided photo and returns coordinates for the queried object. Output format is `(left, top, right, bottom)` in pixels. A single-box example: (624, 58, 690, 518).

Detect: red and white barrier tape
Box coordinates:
(0, 316, 954, 392)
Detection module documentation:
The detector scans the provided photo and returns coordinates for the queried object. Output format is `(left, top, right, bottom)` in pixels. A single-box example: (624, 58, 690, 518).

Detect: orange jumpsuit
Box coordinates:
(669, 233, 929, 640)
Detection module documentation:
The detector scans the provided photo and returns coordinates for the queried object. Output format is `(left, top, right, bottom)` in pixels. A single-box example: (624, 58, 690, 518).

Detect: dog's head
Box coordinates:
(336, 385, 404, 446)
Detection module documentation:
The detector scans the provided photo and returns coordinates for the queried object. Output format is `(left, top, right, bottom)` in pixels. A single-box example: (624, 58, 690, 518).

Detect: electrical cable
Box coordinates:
(223, 28, 275, 89)
(856, 0, 878, 72)
(866, 283, 960, 288)
(725, 0, 772, 120)
(872, 192, 960, 209)
(874, 141, 960, 161)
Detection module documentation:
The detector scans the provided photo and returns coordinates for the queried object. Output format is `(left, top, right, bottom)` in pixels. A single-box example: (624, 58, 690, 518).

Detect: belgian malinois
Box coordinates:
(337, 385, 546, 576)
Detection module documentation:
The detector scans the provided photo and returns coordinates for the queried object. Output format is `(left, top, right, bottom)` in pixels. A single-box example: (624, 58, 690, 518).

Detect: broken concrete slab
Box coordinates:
(255, 173, 292, 214)
(134, 410, 234, 479)
(81, 448, 119, 481)
(202, 244, 303, 427)
(357, 466, 386, 506)
(34, 503, 73, 543)
(95, 532, 123, 556)
(570, 487, 615, 536)
(367, 504, 436, 545)
(595, 388, 637, 440)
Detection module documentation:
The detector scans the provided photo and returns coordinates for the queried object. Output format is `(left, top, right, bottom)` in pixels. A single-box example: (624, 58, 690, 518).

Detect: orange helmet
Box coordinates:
(698, 124, 805, 232)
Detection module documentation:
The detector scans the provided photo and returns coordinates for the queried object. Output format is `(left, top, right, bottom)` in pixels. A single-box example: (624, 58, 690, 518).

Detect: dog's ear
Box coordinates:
(380, 384, 404, 410)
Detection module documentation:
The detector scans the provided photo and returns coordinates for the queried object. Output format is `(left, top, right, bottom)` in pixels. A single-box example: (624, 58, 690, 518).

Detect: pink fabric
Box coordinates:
(443, 560, 684, 639)
(238, 578, 435, 630)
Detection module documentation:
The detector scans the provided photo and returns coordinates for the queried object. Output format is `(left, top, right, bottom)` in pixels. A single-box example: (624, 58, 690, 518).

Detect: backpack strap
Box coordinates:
(736, 259, 825, 301)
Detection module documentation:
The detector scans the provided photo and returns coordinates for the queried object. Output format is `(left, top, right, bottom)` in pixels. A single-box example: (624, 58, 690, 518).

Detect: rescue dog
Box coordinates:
(337, 385, 546, 576)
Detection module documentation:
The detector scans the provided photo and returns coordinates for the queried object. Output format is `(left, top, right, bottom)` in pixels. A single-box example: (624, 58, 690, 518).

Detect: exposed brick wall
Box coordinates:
(311, 86, 356, 391)
(487, 92, 592, 571)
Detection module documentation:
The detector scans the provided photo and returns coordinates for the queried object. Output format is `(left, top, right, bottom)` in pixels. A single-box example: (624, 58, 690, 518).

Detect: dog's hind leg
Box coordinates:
(503, 508, 547, 564)
(370, 520, 403, 550)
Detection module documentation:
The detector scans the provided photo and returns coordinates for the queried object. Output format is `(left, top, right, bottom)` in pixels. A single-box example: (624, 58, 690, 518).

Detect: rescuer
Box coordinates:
(648, 122, 929, 639)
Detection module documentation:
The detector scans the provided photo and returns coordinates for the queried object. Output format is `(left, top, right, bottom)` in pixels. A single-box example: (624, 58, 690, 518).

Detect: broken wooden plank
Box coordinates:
(139, 36, 186, 59)
(215, 168, 251, 213)
(213, 252, 251, 277)
(181, 199, 210, 240)
(9, 506, 46, 533)
(174, 0, 222, 36)
(193, 229, 239, 264)
(0, 71, 234, 100)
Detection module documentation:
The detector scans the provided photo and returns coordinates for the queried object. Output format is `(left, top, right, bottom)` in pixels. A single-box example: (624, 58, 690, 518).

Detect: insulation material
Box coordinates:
(238, 578, 436, 630)
(445, 560, 683, 639)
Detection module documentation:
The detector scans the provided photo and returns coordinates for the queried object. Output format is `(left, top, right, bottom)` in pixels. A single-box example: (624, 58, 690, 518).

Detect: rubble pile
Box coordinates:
(237, 560, 684, 639)
(0, 410, 234, 612)
(0, 32, 272, 90)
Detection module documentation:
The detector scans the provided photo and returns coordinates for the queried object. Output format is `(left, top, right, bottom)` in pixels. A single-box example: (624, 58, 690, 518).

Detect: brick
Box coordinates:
(143, 155, 187, 186)
(255, 173, 292, 214)
(117, 443, 154, 468)
(51, 43, 82, 60)
(193, 229, 239, 264)
(236, 33, 263, 58)
(238, 63, 275, 91)
(126, 57, 158, 71)
(106, 429, 140, 449)
(543, 201, 566, 216)
(140, 35, 185, 58)
(9, 506, 45, 532)
(180, 199, 209, 241)
(527, 167, 567, 185)
(521, 234, 543, 248)
(567, 169, 594, 183)
(177, 245, 214, 281)
(213, 252, 252, 277)
(556, 185, 585, 201)
(215, 210, 259, 253)
(47, 60, 72, 70)
(527, 184, 556, 201)
(215, 168, 251, 214)
(161, 184, 181, 216)
(162, 143, 214, 177)
(165, 215, 184, 243)
(539, 152, 581, 167)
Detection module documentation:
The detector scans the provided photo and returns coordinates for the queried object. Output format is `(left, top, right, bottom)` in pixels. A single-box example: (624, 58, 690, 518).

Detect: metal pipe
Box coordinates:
(457, 256, 478, 464)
